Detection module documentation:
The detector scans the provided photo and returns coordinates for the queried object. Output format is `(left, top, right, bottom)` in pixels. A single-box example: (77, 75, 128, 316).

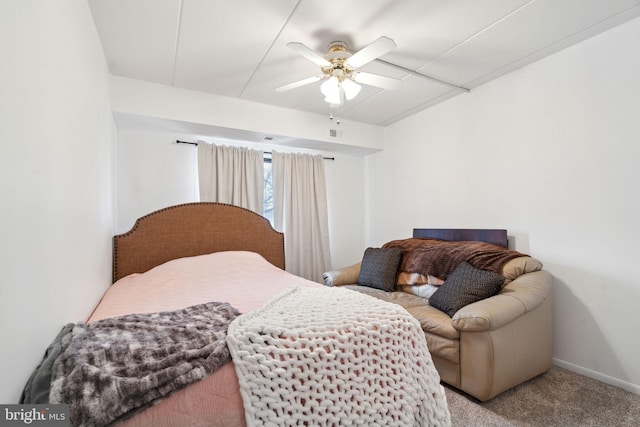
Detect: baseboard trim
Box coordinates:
(553, 358, 640, 395)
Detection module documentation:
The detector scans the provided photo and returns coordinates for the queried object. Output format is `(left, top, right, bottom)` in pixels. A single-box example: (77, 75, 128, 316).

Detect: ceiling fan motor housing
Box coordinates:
(323, 42, 354, 80)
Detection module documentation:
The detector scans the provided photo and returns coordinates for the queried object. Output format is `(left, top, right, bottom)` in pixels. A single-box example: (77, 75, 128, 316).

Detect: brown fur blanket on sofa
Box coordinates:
(383, 238, 528, 280)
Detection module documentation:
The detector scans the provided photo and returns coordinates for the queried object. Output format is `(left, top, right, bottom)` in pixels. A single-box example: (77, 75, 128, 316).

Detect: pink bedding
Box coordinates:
(88, 251, 324, 427)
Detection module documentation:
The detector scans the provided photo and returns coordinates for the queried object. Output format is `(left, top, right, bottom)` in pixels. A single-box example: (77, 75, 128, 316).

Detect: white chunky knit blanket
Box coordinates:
(227, 286, 451, 427)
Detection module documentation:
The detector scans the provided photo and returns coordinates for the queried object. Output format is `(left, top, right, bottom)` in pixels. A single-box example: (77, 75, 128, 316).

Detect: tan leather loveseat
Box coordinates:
(323, 239, 553, 401)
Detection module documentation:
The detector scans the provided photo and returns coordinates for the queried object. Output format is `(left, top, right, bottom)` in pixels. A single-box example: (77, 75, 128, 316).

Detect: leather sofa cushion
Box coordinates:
(425, 332, 459, 364)
(406, 305, 459, 340)
(502, 256, 543, 284)
(452, 270, 552, 332)
(341, 285, 459, 339)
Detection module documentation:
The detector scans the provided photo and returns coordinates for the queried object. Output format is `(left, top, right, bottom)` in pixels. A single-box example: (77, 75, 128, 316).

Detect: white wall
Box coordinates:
(116, 128, 366, 271)
(116, 129, 199, 233)
(111, 76, 384, 154)
(0, 1, 115, 403)
(368, 16, 640, 393)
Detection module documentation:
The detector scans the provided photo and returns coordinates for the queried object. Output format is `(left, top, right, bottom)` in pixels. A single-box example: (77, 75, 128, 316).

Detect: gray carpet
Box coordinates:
(445, 366, 640, 426)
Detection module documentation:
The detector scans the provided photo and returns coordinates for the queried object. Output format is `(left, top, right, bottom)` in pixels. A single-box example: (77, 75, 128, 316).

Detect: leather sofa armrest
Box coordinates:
(322, 263, 361, 286)
(451, 270, 552, 332)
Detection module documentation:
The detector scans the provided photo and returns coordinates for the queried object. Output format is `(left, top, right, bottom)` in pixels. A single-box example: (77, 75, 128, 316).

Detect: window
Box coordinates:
(263, 154, 274, 224)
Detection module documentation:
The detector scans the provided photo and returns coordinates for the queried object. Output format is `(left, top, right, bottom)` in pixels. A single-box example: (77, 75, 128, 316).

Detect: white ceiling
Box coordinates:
(88, 0, 640, 127)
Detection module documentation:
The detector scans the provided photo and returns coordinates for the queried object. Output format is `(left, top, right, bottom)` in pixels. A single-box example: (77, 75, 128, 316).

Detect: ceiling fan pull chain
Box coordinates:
(328, 105, 341, 125)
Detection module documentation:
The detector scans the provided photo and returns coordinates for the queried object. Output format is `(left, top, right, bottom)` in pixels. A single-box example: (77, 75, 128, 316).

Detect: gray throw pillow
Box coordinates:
(357, 247, 402, 292)
(429, 262, 505, 317)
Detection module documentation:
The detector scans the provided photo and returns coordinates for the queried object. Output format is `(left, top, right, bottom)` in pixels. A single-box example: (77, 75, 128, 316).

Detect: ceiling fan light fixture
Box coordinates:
(323, 91, 343, 105)
(324, 96, 342, 106)
(320, 76, 338, 96)
(321, 76, 342, 105)
(342, 78, 361, 100)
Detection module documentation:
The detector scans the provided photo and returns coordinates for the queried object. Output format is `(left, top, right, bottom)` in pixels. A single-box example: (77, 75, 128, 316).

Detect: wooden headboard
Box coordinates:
(113, 203, 285, 282)
(412, 228, 508, 248)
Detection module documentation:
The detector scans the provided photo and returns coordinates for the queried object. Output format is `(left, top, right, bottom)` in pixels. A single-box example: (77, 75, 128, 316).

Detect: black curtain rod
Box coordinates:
(176, 140, 335, 160)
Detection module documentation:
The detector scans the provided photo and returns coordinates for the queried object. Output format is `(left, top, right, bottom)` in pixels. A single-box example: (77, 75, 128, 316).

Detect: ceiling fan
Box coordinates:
(275, 36, 402, 106)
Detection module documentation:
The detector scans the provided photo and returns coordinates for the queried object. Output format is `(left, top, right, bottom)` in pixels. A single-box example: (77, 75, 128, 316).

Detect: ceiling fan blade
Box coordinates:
(275, 75, 324, 92)
(353, 72, 402, 90)
(287, 42, 331, 67)
(345, 36, 396, 69)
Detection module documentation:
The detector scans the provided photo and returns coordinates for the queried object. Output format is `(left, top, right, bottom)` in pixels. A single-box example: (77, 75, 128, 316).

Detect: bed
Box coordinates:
(23, 203, 450, 427)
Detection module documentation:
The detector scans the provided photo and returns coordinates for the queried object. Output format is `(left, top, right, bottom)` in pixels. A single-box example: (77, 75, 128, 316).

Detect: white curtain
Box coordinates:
(197, 142, 264, 214)
(272, 151, 331, 282)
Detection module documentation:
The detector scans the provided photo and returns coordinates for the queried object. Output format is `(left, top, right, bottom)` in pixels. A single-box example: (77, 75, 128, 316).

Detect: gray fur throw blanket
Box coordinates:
(21, 302, 239, 427)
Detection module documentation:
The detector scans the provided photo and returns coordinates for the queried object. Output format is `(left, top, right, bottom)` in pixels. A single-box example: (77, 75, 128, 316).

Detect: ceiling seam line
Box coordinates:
(462, 3, 640, 88)
(170, 0, 185, 86)
(380, 4, 640, 125)
(380, 89, 460, 127)
(415, 0, 536, 72)
(374, 59, 469, 92)
(237, 0, 303, 97)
